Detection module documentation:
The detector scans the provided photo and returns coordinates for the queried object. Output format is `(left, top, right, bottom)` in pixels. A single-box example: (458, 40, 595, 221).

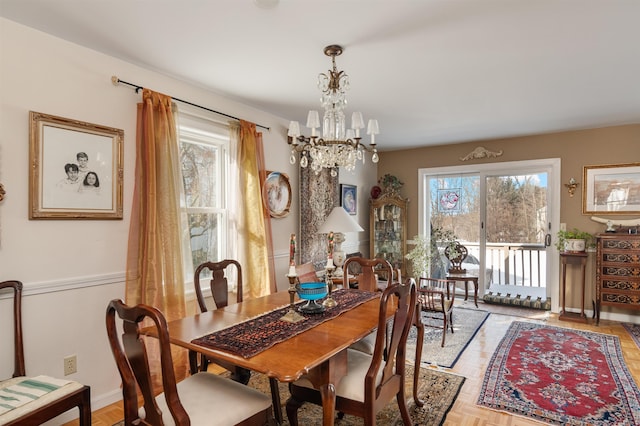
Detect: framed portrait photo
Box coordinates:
(341, 184, 357, 215)
(582, 162, 640, 215)
(262, 171, 291, 218)
(29, 111, 124, 219)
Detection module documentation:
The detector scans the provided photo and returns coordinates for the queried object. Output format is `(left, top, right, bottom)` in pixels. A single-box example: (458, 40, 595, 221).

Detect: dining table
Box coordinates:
(142, 289, 385, 426)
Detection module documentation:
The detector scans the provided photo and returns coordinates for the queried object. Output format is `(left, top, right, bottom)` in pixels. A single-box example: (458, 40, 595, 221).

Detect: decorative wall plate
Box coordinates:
(262, 171, 291, 218)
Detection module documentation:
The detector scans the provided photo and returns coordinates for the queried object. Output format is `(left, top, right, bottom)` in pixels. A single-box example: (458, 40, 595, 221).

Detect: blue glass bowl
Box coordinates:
(296, 282, 328, 313)
(297, 282, 328, 300)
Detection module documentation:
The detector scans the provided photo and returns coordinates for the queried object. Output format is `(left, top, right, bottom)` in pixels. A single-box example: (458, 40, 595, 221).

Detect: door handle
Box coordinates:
(545, 233, 551, 247)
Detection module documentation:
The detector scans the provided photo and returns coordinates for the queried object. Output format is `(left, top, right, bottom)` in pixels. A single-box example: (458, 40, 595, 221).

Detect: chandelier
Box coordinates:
(287, 45, 379, 176)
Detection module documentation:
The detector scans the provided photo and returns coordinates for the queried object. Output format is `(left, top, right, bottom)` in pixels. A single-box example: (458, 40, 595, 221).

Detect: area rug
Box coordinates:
(622, 322, 640, 349)
(477, 321, 640, 425)
(406, 306, 490, 368)
(112, 365, 465, 426)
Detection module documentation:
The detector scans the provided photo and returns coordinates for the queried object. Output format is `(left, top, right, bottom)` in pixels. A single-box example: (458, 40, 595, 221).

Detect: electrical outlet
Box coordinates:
(64, 355, 77, 376)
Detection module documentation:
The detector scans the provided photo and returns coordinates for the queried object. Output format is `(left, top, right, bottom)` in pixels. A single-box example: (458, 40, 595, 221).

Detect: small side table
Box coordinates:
(559, 252, 588, 323)
(445, 273, 479, 307)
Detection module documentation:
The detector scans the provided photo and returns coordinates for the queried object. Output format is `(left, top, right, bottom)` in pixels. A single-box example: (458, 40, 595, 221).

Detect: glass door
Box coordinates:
(418, 159, 560, 310)
(485, 171, 549, 288)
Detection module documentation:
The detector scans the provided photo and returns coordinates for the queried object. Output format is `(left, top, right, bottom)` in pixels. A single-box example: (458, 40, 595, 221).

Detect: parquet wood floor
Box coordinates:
(64, 302, 640, 425)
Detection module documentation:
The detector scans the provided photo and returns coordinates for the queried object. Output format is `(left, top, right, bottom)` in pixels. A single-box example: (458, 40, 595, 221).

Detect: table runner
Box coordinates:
(191, 289, 379, 358)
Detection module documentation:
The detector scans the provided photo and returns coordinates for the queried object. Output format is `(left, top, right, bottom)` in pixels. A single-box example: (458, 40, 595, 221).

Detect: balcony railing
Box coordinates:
(462, 243, 547, 288)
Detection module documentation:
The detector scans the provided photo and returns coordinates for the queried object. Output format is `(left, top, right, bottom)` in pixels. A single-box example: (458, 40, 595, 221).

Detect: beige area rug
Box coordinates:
(406, 306, 490, 368)
(113, 364, 465, 426)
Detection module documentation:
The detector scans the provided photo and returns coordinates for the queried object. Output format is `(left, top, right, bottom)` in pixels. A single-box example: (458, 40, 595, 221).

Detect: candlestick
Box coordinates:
(328, 231, 334, 258)
(280, 274, 305, 323)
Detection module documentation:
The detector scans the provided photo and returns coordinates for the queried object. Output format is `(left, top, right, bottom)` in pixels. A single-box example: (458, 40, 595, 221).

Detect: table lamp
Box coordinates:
(318, 206, 364, 276)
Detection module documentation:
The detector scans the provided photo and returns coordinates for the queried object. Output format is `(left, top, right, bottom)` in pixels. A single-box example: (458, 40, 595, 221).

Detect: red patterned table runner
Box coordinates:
(191, 289, 379, 358)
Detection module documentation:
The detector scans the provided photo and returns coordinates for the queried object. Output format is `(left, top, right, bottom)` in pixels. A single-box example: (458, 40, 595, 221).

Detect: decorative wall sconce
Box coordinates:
(0, 183, 5, 202)
(564, 178, 579, 197)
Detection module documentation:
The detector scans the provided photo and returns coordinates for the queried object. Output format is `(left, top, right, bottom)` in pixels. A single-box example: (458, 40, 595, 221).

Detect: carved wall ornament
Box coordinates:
(460, 146, 503, 162)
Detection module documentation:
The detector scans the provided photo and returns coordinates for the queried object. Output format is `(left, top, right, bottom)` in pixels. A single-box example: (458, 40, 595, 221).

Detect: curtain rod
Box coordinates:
(111, 76, 271, 131)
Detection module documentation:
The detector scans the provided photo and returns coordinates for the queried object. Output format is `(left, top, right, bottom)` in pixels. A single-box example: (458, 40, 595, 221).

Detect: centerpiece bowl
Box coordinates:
(296, 282, 328, 313)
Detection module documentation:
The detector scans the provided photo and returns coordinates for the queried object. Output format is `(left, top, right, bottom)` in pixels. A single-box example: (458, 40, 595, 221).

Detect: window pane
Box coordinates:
(188, 212, 221, 268)
(181, 142, 219, 208)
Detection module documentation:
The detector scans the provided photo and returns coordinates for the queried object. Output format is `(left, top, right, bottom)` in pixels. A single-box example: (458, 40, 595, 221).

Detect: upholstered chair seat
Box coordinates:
(289, 349, 384, 402)
(143, 372, 272, 426)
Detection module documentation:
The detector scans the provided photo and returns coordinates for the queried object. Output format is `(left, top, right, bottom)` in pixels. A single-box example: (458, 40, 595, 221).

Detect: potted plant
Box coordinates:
(378, 174, 403, 195)
(555, 228, 594, 252)
(406, 227, 462, 277)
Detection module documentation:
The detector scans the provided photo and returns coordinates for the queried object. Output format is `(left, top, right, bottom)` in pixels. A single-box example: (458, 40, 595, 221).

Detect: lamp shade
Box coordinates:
(318, 206, 364, 234)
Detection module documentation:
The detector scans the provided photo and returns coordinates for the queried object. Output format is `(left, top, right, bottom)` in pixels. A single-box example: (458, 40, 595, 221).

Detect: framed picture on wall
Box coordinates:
(29, 111, 124, 219)
(341, 184, 357, 215)
(582, 162, 640, 215)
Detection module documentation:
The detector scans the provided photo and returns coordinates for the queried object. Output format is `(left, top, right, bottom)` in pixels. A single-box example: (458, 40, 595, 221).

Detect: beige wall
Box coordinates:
(377, 124, 640, 314)
(379, 124, 640, 239)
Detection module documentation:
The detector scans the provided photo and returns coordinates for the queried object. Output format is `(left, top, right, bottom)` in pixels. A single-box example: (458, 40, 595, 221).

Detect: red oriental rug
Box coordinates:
(477, 321, 640, 425)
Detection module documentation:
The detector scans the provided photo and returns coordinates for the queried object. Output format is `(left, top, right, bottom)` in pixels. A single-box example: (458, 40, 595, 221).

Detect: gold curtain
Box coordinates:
(125, 89, 187, 319)
(236, 120, 275, 297)
(255, 128, 278, 294)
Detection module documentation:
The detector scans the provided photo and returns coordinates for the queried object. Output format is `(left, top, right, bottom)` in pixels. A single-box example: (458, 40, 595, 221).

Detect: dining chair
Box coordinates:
(0, 280, 91, 426)
(191, 259, 245, 376)
(341, 257, 393, 355)
(416, 277, 456, 347)
(295, 262, 318, 283)
(106, 299, 274, 426)
(285, 279, 417, 426)
(342, 256, 393, 292)
(191, 259, 249, 378)
(190, 260, 283, 423)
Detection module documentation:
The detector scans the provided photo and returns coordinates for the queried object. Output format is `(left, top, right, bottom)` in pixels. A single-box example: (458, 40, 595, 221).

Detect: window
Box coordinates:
(178, 112, 231, 275)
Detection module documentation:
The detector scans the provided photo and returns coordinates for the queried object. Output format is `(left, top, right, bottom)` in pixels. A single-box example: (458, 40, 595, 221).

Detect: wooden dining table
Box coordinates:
(143, 290, 384, 426)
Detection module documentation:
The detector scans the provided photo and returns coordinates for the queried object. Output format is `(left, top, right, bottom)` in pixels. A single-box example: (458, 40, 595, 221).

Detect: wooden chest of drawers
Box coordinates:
(595, 233, 640, 324)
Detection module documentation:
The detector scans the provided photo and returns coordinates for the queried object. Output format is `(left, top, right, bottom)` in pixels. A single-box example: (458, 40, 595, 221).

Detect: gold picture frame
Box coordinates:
(29, 111, 124, 219)
(262, 171, 291, 218)
(582, 162, 640, 215)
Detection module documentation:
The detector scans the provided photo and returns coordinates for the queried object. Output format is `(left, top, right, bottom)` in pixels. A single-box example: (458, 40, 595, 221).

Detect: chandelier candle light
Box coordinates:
(288, 45, 380, 176)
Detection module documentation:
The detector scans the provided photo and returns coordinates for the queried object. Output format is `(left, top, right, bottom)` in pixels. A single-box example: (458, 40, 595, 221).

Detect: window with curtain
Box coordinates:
(178, 112, 233, 281)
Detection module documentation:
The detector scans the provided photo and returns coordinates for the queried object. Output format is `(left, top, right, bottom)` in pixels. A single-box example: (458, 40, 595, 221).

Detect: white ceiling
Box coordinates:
(2, 0, 639, 151)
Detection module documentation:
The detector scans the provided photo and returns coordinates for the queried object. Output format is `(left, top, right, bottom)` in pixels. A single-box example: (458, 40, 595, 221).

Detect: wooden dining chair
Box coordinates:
(190, 259, 245, 376)
(342, 256, 393, 292)
(0, 280, 91, 426)
(285, 279, 417, 426)
(106, 299, 274, 426)
(295, 262, 318, 283)
(190, 260, 282, 424)
(342, 257, 394, 355)
(416, 277, 456, 347)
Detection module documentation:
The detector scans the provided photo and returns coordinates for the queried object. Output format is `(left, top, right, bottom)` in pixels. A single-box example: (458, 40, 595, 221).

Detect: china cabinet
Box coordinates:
(595, 233, 640, 324)
(370, 193, 408, 277)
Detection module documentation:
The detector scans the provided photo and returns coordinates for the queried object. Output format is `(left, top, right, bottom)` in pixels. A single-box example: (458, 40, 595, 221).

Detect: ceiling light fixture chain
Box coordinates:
(288, 45, 379, 176)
